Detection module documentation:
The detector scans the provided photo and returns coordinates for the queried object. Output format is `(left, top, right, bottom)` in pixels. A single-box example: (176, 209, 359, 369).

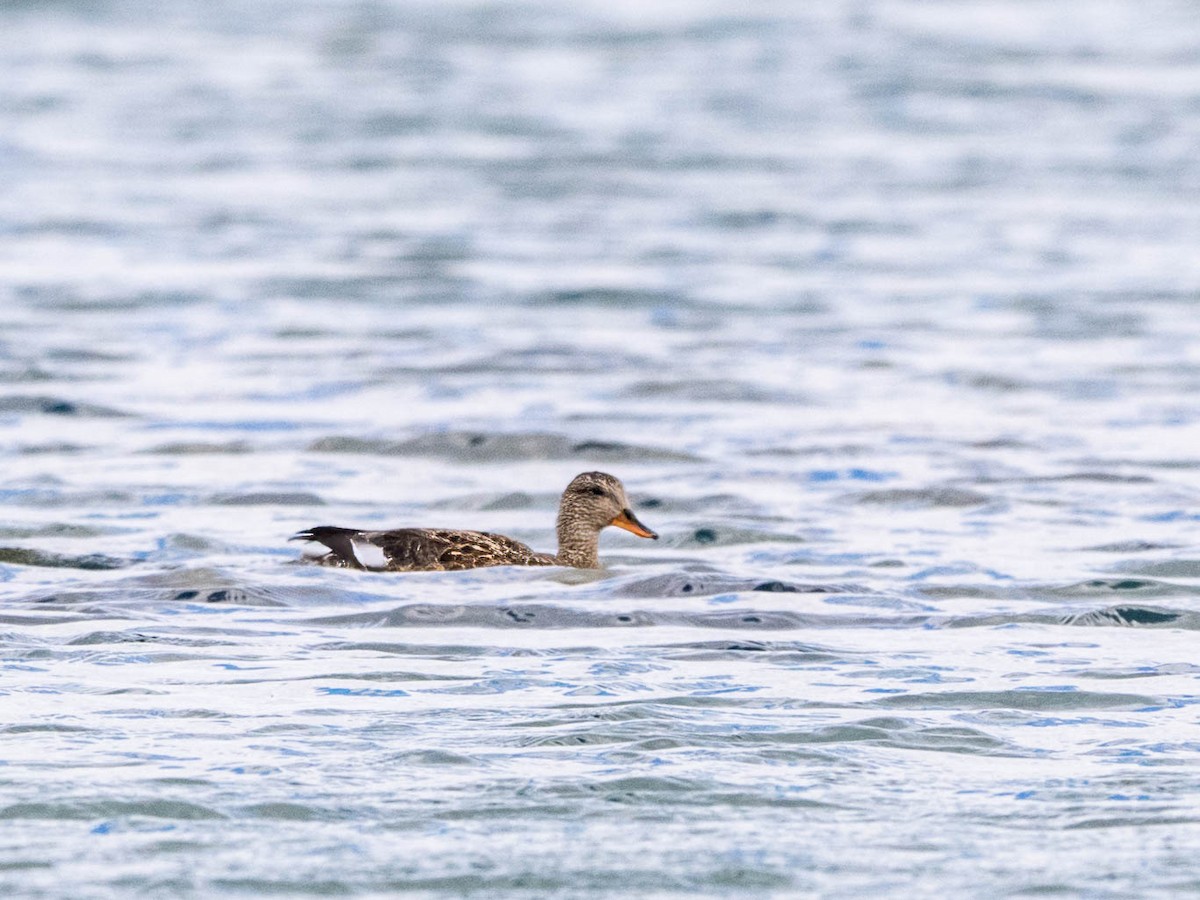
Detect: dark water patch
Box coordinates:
(876, 724, 1019, 755)
(145, 440, 253, 454)
(528, 287, 683, 308)
(870, 689, 1156, 712)
(1111, 559, 1200, 578)
(309, 603, 912, 631)
(245, 724, 341, 737)
(0, 612, 99, 626)
(14, 216, 123, 234)
(157, 532, 229, 553)
(19, 576, 307, 609)
(0, 364, 54, 383)
(212, 873, 612, 895)
(100, 575, 373, 609)
(262, 274, 425, 303)
(43, 348, 133, 363)
(678, 609, 818, 630)
(710, 717, 1022, 755)
(0, 547, 127, 569)
(975, 472, 1156, 485)
(1146, 459, 1200, 470)
(1071, 457, 1200, 471)
(309, 431, 696, 462)
(512, 703, 675, 729)
(919, 583, 1034, 601)
(99, 706, 224, 718)
(747, 442, 875, 458)
(974, 472, 1161, 487)
(622, 379, 805, 403)
(851, 487, 991, 507)
(18, 442, 92, 454)
(941, 606, 1193, 629)
(30, 290, 203, 312)
(1085, 540, 1180, 553)
(66, 630, 156, 646)
(0, 723, 93, 735)
(0, 395, 128, 416)
(208, 878, 358, 896)
(970, 436, 1039, 450)
(519, 728, 651, 749)
(689, 794, 830, 816)
(943, 370, 1030, 392)
(632, 492, 760, 515)
(310, 604, 653, 629)
(272, 326, 328, 340)
(0, 861, 53, 872)
(0, 522, 114, 539)
(707, 208, 788, 229)
(239, 802, 343, 822)
(572, 697, 818, 716)
(389, 870, 789, 894)
(608, 571, 842, 598)
(427, 490, 536, 511)
(4, 645, 218, 666)
(1031, 472, 1154, 484)
(545, 775, 712, 802)
(669, 525, 805, 548)
(656, 640, 846, 662)
(570, 439, 696, 461)
(386, 345, 634, 376)
(1065, 815, 1200, 831)
(0, 487, 136, 507)
(182, 586, 289, 606)
(0, 800, 223, 821)
(1061, 607, 1183, 627)
(1069, 662, 1200, 680)
(209, 491, 325, 506)
(66, 630, 238, 648)
(1050, 579, 1198, 599)
(389, 749, 479, 766)
(312, 640, 528, 658)
(696, 868, 796, 892)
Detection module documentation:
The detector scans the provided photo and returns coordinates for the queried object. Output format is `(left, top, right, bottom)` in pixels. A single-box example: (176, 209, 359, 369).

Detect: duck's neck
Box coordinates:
(555, 511, 600, 568)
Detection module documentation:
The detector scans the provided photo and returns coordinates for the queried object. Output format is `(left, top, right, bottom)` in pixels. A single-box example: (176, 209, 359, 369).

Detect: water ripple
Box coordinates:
(3, 0, 1200, 895)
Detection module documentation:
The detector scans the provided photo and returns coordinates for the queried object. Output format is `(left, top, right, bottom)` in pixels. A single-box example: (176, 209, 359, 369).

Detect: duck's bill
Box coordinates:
(611, 508, 658, 540)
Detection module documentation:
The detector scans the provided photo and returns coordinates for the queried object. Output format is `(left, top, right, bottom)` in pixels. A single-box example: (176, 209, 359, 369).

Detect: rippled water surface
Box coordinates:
(3, 0, 1200, 896)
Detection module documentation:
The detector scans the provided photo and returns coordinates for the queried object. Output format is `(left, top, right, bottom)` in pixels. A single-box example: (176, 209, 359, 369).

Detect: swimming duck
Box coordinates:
(290, 471, 658, 571)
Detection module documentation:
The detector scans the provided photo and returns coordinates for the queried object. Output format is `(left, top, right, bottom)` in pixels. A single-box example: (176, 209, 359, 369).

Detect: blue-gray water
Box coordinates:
(3, 1, 1200, 896)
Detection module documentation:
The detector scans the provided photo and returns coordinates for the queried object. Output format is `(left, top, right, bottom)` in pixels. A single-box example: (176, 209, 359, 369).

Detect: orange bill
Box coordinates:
(611, 508, 658, 540)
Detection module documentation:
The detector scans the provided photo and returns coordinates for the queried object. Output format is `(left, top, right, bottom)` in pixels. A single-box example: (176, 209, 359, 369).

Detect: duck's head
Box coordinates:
(559, 471, 658, 539)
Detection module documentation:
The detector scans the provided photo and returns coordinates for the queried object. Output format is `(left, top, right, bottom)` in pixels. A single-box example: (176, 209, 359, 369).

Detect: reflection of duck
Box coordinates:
(291, 471, 658, 571)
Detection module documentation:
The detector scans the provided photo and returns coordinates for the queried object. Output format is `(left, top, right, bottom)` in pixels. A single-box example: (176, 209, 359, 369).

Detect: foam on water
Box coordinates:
(2, 0, 1200, 896)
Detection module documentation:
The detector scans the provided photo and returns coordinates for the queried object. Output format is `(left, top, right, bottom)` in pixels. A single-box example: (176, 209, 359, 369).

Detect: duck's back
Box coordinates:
(302, 526, 556, 571)
(379, 528, 555, 571)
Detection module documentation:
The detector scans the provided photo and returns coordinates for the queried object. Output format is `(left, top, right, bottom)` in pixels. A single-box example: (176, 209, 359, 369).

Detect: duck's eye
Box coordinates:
(585, 485, 607, 497)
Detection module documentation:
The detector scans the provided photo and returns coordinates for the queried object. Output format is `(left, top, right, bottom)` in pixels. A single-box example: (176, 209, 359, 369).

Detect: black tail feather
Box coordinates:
(290, 525, 363, 566)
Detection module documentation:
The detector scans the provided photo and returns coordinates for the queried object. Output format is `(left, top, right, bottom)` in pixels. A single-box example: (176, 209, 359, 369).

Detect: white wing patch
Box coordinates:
(350, 538, 390, 570)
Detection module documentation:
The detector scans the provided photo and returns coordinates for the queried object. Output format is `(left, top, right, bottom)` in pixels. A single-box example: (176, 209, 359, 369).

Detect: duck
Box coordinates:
(290, 471, 658, 571)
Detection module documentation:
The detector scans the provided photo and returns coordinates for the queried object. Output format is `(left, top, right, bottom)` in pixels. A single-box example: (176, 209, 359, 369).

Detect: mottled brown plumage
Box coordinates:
(290, 471, 657, 571)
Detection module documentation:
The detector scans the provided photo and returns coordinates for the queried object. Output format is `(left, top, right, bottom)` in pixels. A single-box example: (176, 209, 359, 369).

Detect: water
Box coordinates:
(2, 0, 1200, 896)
